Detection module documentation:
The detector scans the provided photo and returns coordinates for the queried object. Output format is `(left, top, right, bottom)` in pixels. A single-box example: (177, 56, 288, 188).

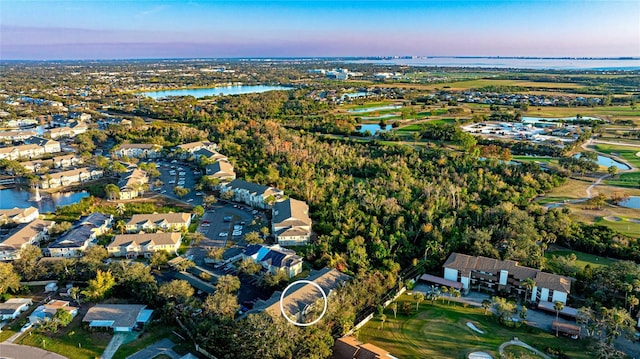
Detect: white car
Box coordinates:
(196, 192, 204, 196)
(171, 159, 178, 163)
(232, 230, 242, 236)
(160, 190, 167, 194)
(179, 171, 186, 176)
(186, 198, 193, 202)
(233, 225, 243, 230)
(218, 232, 228, 237)
(169, 171, 176, 175)
(201, 223, 210, 227)
(169, 180, 176, 184)
(178, 182, 185, 186)
(20, 322, 33, 332)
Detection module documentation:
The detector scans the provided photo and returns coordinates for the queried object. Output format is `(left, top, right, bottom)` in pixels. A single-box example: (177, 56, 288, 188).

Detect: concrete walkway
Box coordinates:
(126, 338, 179, 359)
(101, 333, 128, 359)
(3, 330, 25, 344)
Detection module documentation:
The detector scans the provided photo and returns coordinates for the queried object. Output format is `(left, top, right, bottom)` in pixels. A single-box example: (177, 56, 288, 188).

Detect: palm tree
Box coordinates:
(452, 289, 461, 305)
(391, 302, 398, 319)
(114, 220, 126, 234)
(441, 286, 449, 304)
(379, 314, 387, 330)
(414, 292, 424, 311)
(521, 278, 536, 304)
(554, 301, 564, 336)
(116, 203, 126, 218)
(482, 299, 492, 315)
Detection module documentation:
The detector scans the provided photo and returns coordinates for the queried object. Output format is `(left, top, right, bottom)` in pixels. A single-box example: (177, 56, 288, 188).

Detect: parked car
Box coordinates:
(219, 232, 228, 237)
(223, 216, 232, 222)
(232, 230, 242, 236)
(186, 198, 193, 202)
(20, 322, 33, 332)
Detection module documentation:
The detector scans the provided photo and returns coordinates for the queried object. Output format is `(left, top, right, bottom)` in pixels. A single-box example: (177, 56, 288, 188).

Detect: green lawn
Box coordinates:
(396, 124, 422, 132)
(595, 216, 640, 238)
(545, 248, 615, 270)
(113, 324, 184, 359)
(605, 172, 640, 188)
(359, 295, 591, 359)
(344, 101, 395, 110)
(535, 196, 573, 205)
(18, 317, 111, 359)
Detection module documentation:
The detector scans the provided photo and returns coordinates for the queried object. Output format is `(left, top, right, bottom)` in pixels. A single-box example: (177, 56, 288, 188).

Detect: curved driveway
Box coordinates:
(0, 342, 68, 359)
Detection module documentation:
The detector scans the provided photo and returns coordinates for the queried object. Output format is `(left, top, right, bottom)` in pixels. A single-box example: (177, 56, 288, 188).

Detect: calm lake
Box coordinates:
(348, 57, 640, 70)
(0, 188, 89, 213)
(574, 154, 630, 170)
(357, 124, 393, 134)
(140, 85, 292, 99)
(619, 196, 640, 209)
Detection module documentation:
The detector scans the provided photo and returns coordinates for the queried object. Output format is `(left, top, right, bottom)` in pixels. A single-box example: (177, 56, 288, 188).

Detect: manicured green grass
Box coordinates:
(594, 144, 640, 168)
(396, 124, 423, 132)
(535, 196, 573, 205)
(359, 295, 591, 359)
(545, 248, 615, 270)
(511, 155, 553, 162)
(595, 217, 640, 238)
(429, 118, 457, 125)
(113, 325, 183, 359)
(344, 101, 394, 110)
(605, 172, 640, 188)
(0, 328, 17, 342)
(18, 317, 111, 359)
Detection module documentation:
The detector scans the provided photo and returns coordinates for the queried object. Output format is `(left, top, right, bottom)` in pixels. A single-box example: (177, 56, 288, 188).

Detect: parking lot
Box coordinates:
(188, 203, 264, 265)
(150, 159, 203, 205)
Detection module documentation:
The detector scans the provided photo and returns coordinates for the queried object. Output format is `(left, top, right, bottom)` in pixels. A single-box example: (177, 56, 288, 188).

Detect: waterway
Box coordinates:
(357, 124, 392, 134)
(619, 196, 640, 209)
(574, 154, 630, 170)
(347, 57, 640, 70)
(140, 85, 292, 99)
(348, 105, 402, 113)
(0, 188, 89, 213)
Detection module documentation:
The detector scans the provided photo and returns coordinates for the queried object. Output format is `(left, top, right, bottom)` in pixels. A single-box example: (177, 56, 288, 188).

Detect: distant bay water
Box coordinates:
(140, 85, 292, 99)
(347, 57, 640, 70)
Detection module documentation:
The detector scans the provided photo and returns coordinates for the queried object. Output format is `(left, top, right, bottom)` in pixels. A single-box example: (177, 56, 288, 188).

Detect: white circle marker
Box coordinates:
(279, 279, 328, 327)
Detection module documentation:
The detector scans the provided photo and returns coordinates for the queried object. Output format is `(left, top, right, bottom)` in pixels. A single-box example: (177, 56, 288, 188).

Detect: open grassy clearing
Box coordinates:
(564, 202, 640, 238)
(545, 247, 616, 270)
(359, 295, 591, 359)
(605, 172, 640, 188)
(18, 316, 111, 359)
(343, 101, 396, 110)
(538, 178, 592, 201)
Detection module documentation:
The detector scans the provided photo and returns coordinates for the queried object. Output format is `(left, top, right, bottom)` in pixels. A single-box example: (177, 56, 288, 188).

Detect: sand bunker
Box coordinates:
(468, 352, 493, 359)
(635, 152, 640, 157)
(466, 322, 485, 334)
(604, 216, 622, 222)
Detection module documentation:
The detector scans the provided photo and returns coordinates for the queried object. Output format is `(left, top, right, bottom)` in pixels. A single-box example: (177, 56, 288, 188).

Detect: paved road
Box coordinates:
(126, 338, 179, 359)
(0, 342, 68, 359)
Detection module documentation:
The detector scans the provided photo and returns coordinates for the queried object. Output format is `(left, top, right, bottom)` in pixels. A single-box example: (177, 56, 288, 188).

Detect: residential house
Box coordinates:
(24, 136, 61, 153)
(0, 220, 54, 261)
(112, 143, 162, 159)
(204, 160, 236, 181)
(40, 167, 104, 189)
(107, 232, 182, 258)
(49, 122, 88, 139)
(51, 115, 76, 127)
(0, 144, 45, 160)
(118, 168, 148, 200)
(220, 179, 283, 209)
(175, 141, 217, 159)
(0, 298, 32, 320)
(20, 159, 49, 173)
(68, 112, 91, 121)
(0, 130, 37, 143)
(125, 213, 191, 232)
(272, 198, 312, 246)
(252, 268, 351, 322)
(47, 213, 112, 257)
(52, 154, 82, 169)
(83, 304, 153, 332)
(332, 336, 395, 359)
(442, 253, 572, 304)
(0, 207, 39, 225)
(242, 244, 303, 278)
(97, 117, 132, 129)
(29, 300, 78, 324)
(192, 148, 227, 162)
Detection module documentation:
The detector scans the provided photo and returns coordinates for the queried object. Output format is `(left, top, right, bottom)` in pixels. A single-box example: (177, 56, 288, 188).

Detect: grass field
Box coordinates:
(545, 248, 615, 270)
(344, 101, 395, 110)
(605, 172, 640, 188)
(359, 295, 591, 359)
(17, 316, 111, 359)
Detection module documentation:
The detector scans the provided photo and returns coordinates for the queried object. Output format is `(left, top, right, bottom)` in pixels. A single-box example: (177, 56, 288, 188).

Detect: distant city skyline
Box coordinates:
(1, 0, 639, 60)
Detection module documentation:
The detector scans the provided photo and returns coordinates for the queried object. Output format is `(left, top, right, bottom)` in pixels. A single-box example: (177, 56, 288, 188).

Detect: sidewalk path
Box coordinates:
(101, 333, 128, 359)
(498, 340, 552, 359)
(126, 338, 179, 359)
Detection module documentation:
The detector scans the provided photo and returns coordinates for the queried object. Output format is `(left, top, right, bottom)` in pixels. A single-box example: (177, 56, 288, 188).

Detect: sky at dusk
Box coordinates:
(1, 0, 639, 60)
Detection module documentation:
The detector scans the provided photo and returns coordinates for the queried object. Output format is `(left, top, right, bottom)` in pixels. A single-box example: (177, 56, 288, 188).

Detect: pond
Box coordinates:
(348, 105, 402, 113)
(575, 154, 630, 170)
(619, 196, 640, 209)
(342, 92, 369, 99)
(140, 85, 292, 99)
(0, 188, 89, 213)
(357, 124, 393, 134)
